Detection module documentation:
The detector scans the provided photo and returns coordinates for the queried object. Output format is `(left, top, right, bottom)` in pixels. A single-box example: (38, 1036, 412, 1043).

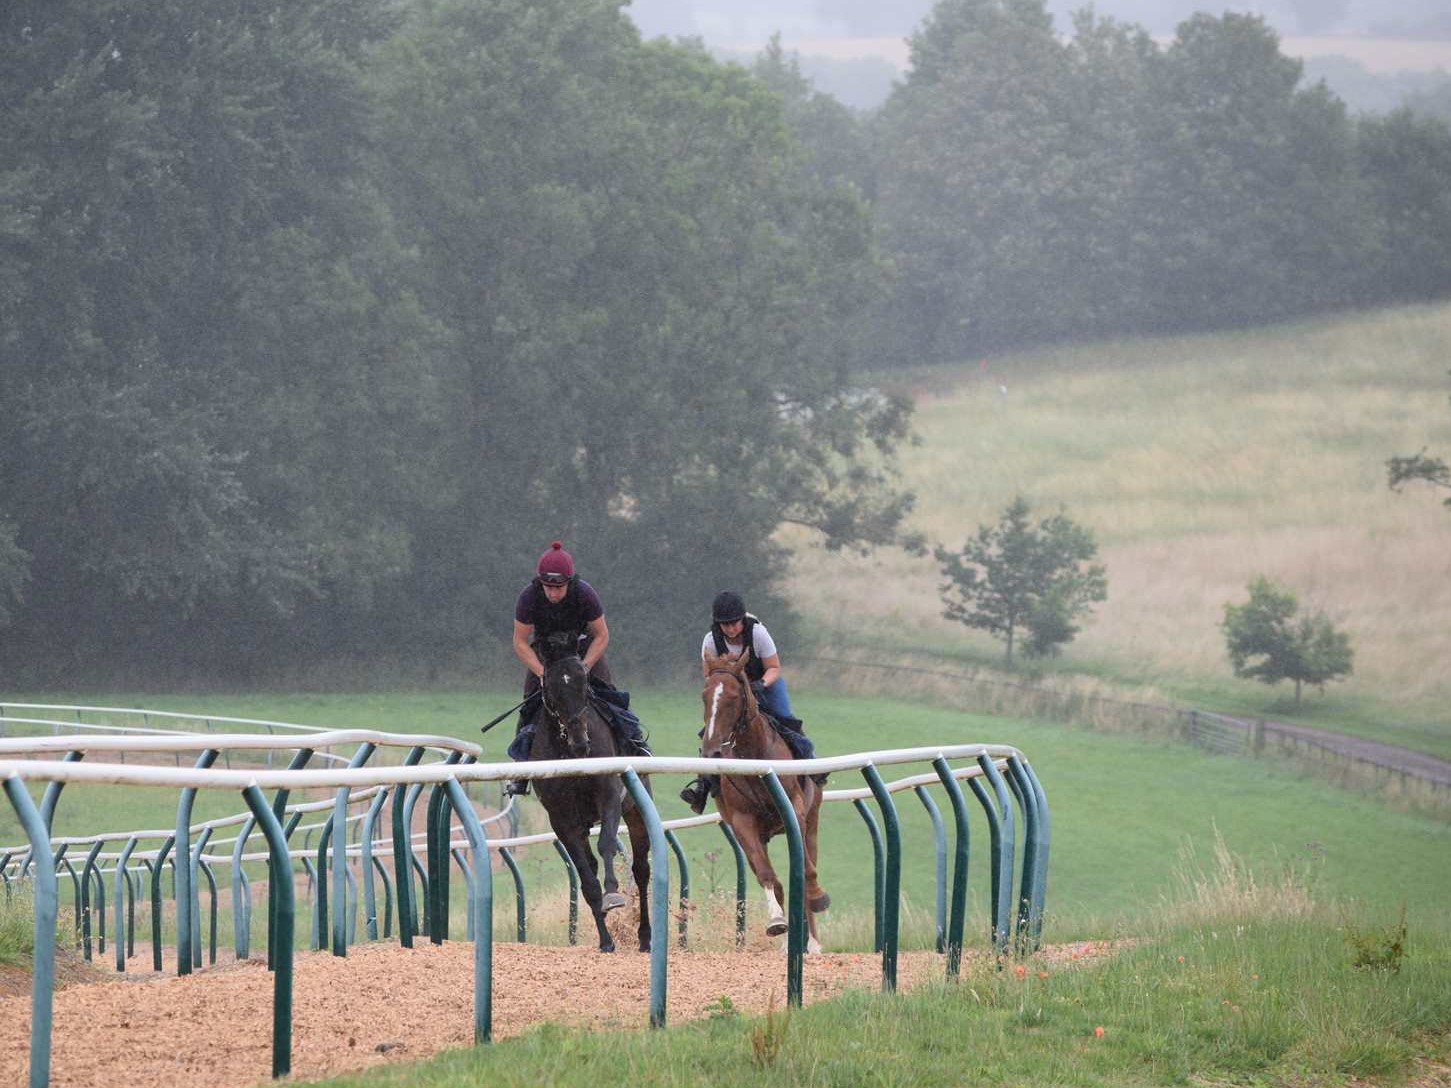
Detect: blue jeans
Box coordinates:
(756, 677, 795, 722)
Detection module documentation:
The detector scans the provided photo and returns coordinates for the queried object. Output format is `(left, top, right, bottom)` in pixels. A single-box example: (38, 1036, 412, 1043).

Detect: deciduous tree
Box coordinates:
(1221, 576, 1354, 705)
(935, 496, 1107, 665)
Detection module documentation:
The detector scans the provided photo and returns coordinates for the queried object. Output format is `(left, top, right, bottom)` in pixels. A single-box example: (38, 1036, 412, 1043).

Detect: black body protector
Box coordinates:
(508, 574, 647, 764)
(531, 575, 591, 652)
(711, 613, 765, 683)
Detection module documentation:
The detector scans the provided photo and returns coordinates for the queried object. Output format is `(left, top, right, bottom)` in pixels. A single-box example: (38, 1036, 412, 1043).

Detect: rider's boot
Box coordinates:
(679, 775, 711, 815)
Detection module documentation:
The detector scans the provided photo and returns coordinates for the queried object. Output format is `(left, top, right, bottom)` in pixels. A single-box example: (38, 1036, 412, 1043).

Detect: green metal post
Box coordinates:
(862, 764, 901, 992)
(391, 748, 425, 947)
(371, 856, 394, 940)
(411, 853, 430, 937)
(81, 842, 103, 960)
(190, 826, 213, 969)
(332, 742, 377, 956)
(425, 780, 446, 944)
(1019, 758, 1051, 950)
(718, 822, 747, 951)
(622, 768, 670, 1028)
(243, 784, 294, 1080)
(198, 858, 218, 965)
(150, 836, 176, 972)
(314, 820, 333, 952)
(974, 754, 1016, 956)
(444, 778, 493, 1044)
(450, 848, 475, 940)
(932, 758, 971, 980)
(361, 788, 390, 941)
(853, 798, 886, 953)
(58, 853, 79, 943)
(115, 838, 138, 972)
(125, 867, 138, 957)
(552, 840, 579, 945)
(665, 829, 689, 950)
(914, 785, 948, 953)
(92, 865, 107, 955)
(19, 751, 82, 879)
(268, 748, 314, 972)
(176, 748, 219, 975)
(4, 775, 57, 1088)
(231, 816, 256, 959)
(1004, 757, 1038, 955)
(499, 848, 526, 942)
(762, 770, 806, 1007)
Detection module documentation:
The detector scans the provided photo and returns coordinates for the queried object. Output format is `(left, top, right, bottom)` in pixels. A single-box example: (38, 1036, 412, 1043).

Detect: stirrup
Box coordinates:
(503, 779, 530, 797)
(679, 778, 709, 815)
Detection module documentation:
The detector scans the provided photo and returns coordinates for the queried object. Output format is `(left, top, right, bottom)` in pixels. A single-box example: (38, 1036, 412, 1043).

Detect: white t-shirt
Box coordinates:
(701, 619, 778, 663)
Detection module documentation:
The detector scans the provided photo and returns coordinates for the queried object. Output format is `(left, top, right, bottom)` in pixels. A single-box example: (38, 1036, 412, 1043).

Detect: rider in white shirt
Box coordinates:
(680, 590, 807, 813)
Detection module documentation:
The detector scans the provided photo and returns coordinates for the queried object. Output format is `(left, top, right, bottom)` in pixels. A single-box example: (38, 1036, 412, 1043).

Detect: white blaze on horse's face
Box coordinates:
(703, 681, 724, 748)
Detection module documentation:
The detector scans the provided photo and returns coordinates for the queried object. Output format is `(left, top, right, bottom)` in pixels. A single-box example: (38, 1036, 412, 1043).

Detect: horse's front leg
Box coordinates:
(597, 781, 627, 913)
(554, 821, 614, 953)
(725, 800, 787, 937)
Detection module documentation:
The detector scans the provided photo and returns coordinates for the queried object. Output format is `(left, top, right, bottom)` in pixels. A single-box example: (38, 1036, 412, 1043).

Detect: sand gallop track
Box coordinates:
(0, 937, 1119, 1088)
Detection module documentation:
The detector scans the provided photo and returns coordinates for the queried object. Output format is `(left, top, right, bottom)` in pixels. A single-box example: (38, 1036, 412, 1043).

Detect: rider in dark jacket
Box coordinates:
(502, 541, 647, 796)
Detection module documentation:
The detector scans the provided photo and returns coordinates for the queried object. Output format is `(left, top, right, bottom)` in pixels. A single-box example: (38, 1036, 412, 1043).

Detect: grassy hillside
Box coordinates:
(783, 302, 1451, 752)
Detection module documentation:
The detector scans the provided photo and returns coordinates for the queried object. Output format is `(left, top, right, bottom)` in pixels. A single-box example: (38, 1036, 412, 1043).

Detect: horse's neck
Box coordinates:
(736, 704, 787, 759)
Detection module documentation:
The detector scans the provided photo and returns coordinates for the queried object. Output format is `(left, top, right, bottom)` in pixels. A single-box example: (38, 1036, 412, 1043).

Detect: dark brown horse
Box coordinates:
(700, 651, 829, 952)
(532, 646, 652, 952)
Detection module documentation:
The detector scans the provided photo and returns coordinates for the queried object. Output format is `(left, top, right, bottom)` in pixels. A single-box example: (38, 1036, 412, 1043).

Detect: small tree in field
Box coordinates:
(1221, 576, 1354, 706)
(1387, 371, 1451, 509)
(934, 496, 1107, 666)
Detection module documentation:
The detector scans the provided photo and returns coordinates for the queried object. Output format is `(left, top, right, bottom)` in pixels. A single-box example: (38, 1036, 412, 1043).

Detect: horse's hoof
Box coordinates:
(809, 892, 831, 913)
(599, 938, 616, 953)
(765, 919, 788, 937)
(602, 891, 627, 912)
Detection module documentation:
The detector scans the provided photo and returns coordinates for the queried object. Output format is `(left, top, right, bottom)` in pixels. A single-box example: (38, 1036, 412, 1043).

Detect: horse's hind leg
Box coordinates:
(623, 803, 652, 952)
(802, 784, 830, 915)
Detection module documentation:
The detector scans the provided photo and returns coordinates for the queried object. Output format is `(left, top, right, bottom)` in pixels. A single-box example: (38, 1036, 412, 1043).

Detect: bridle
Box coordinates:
(542, 656, 591, 746)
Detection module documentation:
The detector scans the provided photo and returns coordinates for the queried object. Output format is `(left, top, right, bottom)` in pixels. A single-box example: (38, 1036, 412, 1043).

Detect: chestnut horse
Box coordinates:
(700, 651, 829, 952)
(532, 646, 652, 952)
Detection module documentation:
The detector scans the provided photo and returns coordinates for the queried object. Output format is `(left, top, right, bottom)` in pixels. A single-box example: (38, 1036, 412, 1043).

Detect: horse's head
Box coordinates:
(701, 651, 755, 759)
(535, 631, 578, 666)
(542, 653, 594, 758)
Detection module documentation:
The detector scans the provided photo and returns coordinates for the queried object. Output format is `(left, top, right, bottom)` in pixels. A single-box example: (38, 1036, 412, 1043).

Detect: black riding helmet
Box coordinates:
(712, 591, 746, 623)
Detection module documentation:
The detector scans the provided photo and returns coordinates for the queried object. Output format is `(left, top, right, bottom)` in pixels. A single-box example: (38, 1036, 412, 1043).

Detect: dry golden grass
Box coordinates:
(784, 302, 1451, 716)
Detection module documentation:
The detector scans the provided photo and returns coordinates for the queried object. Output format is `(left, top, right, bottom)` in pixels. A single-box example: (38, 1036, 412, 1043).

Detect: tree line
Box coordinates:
(1, 0, 1447, 686)
(764, 3, 1451, 359)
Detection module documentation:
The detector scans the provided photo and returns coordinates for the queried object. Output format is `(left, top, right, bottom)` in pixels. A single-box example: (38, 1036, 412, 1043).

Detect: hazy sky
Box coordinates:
(626, 0, 1449, 53)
